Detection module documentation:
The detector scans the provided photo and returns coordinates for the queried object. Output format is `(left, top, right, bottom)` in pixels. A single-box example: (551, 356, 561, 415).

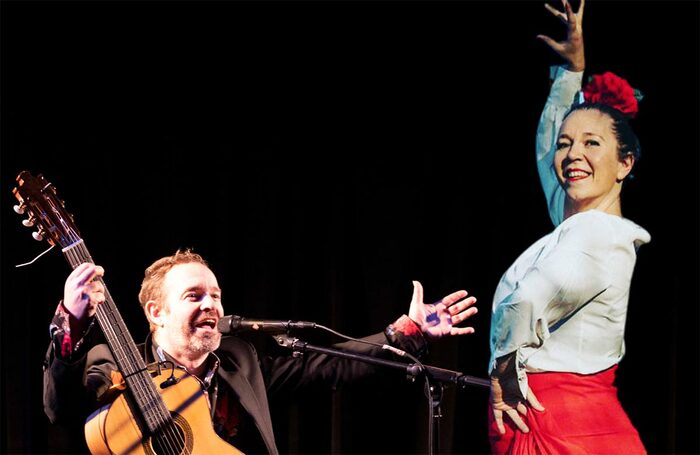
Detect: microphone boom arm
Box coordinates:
(272, 334, 489, 388)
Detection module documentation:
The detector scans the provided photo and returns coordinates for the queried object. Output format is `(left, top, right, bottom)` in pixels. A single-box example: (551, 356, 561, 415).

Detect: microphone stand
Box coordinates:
(272, 333, 489, 455)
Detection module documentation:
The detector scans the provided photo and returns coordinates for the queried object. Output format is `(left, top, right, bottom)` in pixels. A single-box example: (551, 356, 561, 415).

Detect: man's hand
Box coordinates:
(408, 280, 477, 339)
(63, 262, 106, 322)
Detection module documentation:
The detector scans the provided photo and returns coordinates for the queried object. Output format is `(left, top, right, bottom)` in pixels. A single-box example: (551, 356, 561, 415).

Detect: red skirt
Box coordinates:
(488, 365, 646, 454)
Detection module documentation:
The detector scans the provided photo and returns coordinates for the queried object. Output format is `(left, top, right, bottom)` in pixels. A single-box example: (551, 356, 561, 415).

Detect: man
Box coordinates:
(44, 249, 478, 454)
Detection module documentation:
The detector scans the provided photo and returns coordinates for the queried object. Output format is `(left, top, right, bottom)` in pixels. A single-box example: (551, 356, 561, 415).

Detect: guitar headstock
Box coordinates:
(12, 171, 81, 248)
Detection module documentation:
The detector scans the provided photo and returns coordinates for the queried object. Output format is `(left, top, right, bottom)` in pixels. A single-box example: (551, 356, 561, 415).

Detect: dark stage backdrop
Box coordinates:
(2, 1, 698, 454)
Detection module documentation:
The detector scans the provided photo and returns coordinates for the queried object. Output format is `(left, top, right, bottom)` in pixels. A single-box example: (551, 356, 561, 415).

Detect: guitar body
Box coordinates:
(85, 368, 242, 454)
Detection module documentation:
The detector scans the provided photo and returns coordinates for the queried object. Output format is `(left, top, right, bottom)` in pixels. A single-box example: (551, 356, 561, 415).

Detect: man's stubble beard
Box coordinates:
(187, 330, 222, 356)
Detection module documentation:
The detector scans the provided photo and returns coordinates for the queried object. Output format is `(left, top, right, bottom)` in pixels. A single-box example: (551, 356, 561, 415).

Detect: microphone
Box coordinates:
(217, 315, 317, 335)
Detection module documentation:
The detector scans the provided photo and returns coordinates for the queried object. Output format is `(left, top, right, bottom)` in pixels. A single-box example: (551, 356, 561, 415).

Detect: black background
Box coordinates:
(2, 1, 698, 454)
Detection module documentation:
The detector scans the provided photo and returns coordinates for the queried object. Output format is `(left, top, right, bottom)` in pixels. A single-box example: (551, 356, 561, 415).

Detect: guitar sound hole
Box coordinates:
(145, 412, 194, 455)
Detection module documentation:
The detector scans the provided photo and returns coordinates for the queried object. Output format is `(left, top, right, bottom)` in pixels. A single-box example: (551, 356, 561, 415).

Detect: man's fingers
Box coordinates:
(74, 263, 96, 286)
(451, 308, 478, 326)
(89, 284, 106, 304)
(450, 326, 475, 336)
(411, 280, 423, 303)
(88, 265, 105, 285)
(448, 296, 477, 313)
(74, 263, 104, 286)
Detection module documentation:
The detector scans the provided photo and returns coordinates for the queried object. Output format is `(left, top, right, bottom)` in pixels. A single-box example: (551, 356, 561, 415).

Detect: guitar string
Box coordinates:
(14, 244, 55, 267)
(64, 242, 189, 454)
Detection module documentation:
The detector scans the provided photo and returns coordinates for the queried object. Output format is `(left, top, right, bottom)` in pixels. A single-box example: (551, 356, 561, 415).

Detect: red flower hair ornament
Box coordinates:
(578, 72, 644, 119)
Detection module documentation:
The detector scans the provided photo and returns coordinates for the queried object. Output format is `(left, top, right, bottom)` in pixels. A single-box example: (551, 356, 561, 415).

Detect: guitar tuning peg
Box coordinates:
(22, 218, 35, 227)
(32, 231, 44, 242)
(13, 204, 25, 215)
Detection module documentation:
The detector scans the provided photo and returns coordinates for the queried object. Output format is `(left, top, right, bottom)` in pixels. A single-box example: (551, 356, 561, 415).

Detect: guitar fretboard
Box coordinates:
(63, 240, 174, 437)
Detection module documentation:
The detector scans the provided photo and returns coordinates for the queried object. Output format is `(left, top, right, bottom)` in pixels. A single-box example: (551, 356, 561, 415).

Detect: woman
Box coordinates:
(487, 0, 648, 453)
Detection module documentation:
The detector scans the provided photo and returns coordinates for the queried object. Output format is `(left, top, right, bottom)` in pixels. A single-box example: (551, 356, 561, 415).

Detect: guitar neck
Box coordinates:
(12, 170, 193, 444)
(62, 239, 170, 435)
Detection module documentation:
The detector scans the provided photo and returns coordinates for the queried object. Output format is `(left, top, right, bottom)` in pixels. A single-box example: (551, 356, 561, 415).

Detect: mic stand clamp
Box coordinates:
(274, 334, 305, 358)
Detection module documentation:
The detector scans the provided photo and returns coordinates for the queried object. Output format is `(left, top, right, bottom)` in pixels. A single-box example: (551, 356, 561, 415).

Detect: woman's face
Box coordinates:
(554, 109, 633, 214)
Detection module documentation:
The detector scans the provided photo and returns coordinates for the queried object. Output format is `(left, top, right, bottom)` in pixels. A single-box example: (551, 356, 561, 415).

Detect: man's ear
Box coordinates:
(145, 300, 164, 327)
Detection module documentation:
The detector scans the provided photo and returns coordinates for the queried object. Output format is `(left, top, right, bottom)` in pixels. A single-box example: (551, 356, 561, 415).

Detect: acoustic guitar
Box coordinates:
(13, 171, 242, 454)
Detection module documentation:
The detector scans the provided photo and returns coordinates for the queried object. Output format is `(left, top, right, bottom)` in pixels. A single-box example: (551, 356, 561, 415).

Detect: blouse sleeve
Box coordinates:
(536, 66, 584, 227)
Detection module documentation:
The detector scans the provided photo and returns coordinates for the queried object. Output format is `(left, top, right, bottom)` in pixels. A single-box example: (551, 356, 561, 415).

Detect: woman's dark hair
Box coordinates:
(565, 102, 641, 163)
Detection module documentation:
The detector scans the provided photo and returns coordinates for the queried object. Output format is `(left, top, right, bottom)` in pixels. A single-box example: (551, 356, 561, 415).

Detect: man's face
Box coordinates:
(157, 262, 224, 359)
